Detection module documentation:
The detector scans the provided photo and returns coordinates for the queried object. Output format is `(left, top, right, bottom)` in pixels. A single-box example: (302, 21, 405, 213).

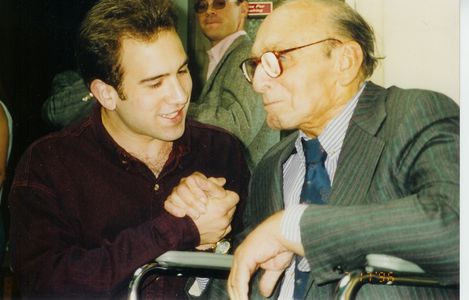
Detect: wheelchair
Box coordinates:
(127, 251, 454, 300)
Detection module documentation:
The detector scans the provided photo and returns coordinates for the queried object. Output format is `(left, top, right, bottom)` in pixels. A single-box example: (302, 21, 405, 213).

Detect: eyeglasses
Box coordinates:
(194, 0, 237, 14)
(239, 38, 342, 84)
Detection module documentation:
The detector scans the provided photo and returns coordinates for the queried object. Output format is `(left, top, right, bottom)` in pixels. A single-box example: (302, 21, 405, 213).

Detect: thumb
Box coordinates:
(259, 269, 284, 297)
(208, 177, 226, 187)
(201, 177, 226, 198)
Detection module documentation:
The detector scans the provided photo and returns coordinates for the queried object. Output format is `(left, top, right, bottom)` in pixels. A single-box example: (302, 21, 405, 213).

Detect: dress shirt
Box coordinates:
(9, 104, 249, 299)
(206, 30, 247, 79)
(278, 83, 366, 299)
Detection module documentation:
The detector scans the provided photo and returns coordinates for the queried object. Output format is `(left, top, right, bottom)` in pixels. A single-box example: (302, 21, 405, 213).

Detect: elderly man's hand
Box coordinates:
(164, 171, 226, 219)
(228, 212, 304, 300)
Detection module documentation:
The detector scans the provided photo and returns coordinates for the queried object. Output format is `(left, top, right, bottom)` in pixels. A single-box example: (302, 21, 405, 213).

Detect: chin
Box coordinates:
(162, 125, 185, 142)
(266, 117, 283, 130)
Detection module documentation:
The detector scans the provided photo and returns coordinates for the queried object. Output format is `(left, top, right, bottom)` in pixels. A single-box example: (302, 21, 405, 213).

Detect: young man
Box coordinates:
(9, 0, 249, 298)
(42, 0, 279, 170)
(189, 0, 279, 170)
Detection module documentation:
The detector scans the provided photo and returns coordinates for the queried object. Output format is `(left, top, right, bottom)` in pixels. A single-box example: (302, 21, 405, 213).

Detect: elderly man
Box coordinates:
(9, 0, 249, 298)
(166, 0, 459, 299)
(188, 0, 279, 170)
(226, 0, 459, 299)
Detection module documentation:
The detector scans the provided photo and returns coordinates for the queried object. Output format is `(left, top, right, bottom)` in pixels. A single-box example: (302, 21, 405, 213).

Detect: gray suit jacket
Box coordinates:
(205, 82, 459, 299)
(187, 35, 279, 170)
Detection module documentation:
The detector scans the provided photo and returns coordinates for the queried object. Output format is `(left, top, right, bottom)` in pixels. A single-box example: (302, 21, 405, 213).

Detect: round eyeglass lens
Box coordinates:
(261, 52, 281, 78)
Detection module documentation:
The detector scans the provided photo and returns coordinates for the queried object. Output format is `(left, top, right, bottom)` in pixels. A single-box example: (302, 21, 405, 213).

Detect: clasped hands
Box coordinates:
(164, 171, 238, 250)
(165, 172, 305, 300)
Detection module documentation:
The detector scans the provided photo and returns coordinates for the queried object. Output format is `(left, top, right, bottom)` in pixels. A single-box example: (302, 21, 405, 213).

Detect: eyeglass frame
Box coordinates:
(239, 38, 343, 84)
(194, 0, 239, 14)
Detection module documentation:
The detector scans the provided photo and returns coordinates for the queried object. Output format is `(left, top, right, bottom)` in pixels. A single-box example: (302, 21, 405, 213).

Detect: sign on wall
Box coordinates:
(248, 2, 273, 16)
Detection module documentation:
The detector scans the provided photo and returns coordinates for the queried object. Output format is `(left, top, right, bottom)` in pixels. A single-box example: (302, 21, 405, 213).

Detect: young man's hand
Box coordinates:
(164, 171, 226, 219)
(164, 171, 239, 248)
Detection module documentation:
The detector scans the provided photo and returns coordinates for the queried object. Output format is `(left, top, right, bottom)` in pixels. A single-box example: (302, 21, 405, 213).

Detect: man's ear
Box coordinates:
(89, 79, 119, 111)
(240, 0, 249, 18)
(336, 41, 363, 85)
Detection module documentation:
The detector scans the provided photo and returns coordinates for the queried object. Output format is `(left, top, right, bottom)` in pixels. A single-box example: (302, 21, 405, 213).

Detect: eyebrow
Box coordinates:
(138, 58, 189, 84)
(254, 38, 306, 57)
(252, 43, 281, 57)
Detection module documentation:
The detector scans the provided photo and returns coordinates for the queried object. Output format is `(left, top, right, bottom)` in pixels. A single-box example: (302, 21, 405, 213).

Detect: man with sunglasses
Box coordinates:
(170, 0, 459, 299)
(188, 0, 279, 170)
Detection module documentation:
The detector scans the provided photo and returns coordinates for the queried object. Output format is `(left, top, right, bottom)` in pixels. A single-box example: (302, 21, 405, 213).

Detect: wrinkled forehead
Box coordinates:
(252, 1, 333, 56)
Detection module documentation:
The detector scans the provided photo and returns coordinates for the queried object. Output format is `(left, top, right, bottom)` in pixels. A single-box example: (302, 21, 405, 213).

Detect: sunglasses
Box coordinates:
(240, 38, 342, 84)
(194, 0, 238, 14)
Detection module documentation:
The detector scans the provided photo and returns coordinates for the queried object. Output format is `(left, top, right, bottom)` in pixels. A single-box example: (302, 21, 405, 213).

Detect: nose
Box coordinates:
(206, 7, 216, 14)
(252, 65, 272, 94)
(206, 2, 216, 14)
(168, 76, 189, 105)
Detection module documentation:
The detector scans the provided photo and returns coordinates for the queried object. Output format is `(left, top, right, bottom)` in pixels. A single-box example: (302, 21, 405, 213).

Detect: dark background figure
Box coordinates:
(0, 79, 14, 287)
(0, 0, 96, 295)
(0, 0, 97, 175)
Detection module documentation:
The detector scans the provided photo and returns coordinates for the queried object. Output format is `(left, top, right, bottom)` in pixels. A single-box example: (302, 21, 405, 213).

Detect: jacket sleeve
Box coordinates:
(41, 70, 94, 128)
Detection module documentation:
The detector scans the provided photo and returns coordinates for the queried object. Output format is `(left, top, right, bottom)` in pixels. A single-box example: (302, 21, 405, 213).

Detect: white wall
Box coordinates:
(346, 0, 460, 103)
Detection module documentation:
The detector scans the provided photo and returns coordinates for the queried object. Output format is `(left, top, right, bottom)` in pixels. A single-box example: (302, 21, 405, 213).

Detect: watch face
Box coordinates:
(215, 240, 231, 254)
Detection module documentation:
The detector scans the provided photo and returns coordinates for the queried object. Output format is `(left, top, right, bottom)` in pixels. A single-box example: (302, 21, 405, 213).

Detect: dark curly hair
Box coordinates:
(76, 0, 177, 96)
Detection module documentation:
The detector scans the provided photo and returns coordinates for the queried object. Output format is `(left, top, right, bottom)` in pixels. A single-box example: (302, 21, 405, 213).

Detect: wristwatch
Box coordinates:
(214, 239, 231, 254)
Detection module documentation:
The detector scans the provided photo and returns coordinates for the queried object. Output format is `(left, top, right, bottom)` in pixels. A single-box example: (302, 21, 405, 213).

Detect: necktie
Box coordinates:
(294, 138, 331, 299)
(299, 138, 330, 204)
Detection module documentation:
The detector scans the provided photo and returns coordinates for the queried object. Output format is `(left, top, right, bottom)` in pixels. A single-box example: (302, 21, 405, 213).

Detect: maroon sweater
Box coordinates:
(9, 105, 249, 299)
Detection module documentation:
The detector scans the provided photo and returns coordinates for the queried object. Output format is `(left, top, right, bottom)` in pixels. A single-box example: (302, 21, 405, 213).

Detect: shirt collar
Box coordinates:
(207, 30, 246, 66)
(297, 82, 367, 156)
(90, 103, 191, 165)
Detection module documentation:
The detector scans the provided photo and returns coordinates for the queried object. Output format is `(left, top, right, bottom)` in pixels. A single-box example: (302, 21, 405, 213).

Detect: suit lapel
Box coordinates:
(330, 82, 387, 205)
(260, 131, 298, 214)
(199, 35, 250, 98)
(258, 83, 388, 210)
(249, 132, 298, 299)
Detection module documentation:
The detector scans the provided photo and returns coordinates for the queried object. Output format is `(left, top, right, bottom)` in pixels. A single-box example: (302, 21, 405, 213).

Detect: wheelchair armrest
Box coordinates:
(155, 251, 233, 270)
(365, 254, 425, 273)
(127, 251, 233, 300)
